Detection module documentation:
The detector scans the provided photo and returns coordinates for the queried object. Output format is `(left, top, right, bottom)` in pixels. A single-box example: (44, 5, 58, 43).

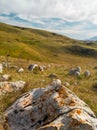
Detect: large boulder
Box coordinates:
(4, 80, 97, 130)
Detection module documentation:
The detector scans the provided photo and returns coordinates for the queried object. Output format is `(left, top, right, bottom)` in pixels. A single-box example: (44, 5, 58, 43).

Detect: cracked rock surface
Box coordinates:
(4, 84, 97, 130)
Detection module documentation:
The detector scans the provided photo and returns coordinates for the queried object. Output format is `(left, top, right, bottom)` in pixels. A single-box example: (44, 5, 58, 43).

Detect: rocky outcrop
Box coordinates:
(4, 80, 97, 130)
(0, 81, 26, 95)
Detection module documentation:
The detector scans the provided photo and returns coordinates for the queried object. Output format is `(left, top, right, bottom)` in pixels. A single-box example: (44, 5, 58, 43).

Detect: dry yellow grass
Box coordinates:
(0, 23, 97, 129)
(0, 56, 97, 129)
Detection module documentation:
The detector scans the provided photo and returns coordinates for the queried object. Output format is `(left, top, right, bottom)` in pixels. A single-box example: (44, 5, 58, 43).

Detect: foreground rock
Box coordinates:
(4, 80, 97, 130)
(0, 81, 26, 95)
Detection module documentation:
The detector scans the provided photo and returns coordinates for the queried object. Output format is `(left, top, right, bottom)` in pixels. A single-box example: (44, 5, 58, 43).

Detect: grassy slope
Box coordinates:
(0, 23, 97, 129)
(0, 57, 97, 119)
(0, 22, 97, 63)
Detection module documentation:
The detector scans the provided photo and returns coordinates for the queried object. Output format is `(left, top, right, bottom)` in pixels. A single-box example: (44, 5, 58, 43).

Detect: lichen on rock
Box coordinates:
(4, 80, 97, 130)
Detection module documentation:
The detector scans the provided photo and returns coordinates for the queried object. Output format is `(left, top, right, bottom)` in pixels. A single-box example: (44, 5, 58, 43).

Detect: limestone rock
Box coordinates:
(2, 62, 10, 68)
(0, 64, 3, 73)
(39, 66, 46, 72)
(17, 68, 24, 73)
(69, 67, 81, 76)
(4, 81, 97, 130)
(84, 70, 91, 77)
(64, 82, 70, 87)
(75, 71, 80, 77)
(52, 79, 62, 86)
(68, 68, 75, 75)
(0, 74, 11, 81)
(0, 80, 26, 95)
(28, 64, 38, 71)
(75, 66, 81, 72)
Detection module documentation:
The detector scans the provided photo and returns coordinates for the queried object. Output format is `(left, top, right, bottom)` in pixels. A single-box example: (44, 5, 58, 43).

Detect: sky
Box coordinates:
(0, 0, 97, 40)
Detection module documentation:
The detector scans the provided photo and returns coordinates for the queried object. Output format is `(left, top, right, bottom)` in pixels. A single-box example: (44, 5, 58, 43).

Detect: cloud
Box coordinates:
(0, 0, 97, 22)
(0, 0, 97, 39)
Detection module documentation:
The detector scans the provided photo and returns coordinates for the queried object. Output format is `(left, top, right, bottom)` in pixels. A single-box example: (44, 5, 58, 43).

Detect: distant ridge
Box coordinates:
(87, 36, 97, 41)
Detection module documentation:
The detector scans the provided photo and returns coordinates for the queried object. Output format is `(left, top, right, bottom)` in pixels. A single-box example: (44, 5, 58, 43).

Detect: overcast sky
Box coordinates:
(0, 0, 97, 39)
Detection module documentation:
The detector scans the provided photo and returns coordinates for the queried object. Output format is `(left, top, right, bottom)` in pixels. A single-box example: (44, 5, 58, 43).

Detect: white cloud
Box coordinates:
(0, 0, 97, 22)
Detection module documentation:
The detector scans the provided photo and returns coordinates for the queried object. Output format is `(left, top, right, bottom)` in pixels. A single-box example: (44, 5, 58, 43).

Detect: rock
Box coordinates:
(39, 66, 46, 72)
(0, 64, 3, 73)
(68, 68, 75, 75)
(69, 67, 81, 76)
(75, 71, 80, 77)
(74, 82, 78, 86)
(4, 81, 97, 130)
(48, 73, 58, 78)
(84, 70, 91, 77)
(17, 68, 24, 73)
(1, 74, 11, 81)
(2, 62, 10, 68)
(0, 81, 26, 95)
(75, 66, 81, 72)
(39, 66, 44, 72)
(28, 64, 38, 71)
(52, 79, 62, 86)
(10, 81, 26, 91)
(64, 82, 70, 87)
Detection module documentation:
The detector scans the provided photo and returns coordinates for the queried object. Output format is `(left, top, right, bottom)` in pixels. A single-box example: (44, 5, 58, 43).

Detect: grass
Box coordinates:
(0, 22, 97, 129)
(0, 22, 97, 63)
(0, 56, 97, 118)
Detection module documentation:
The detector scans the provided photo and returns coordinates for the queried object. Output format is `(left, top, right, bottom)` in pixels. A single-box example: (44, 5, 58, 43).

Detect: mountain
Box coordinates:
(87, 36, 97, 41)
(0, 22, 97, 63)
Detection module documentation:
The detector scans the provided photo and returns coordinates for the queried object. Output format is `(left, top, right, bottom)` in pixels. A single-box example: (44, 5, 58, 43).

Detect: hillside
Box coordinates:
(1, 23, 97, 130)
(1, 22, 97, 63)
(87, 36, 97, 41)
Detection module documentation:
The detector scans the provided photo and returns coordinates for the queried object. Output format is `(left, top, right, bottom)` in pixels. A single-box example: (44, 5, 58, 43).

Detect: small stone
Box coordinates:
(17, 68, 24, 73)
(64, 82, 70, 87)
(52, 79, 62, 86)
(0, 64, 3, 73)
(75, 66, 81, 72)
(1, 74, 11, 81)
(84, 70, 91, 77)
(75, 71, 80, 77)
(28, 64, 38, 71)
